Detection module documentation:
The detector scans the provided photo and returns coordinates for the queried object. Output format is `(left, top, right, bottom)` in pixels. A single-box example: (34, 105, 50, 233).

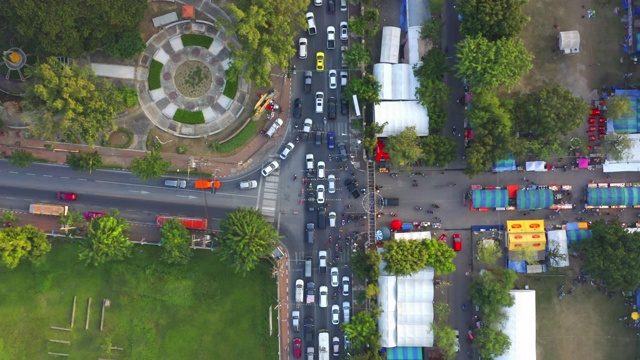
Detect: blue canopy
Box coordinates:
(387, 347, 423, 360)
(472, 189, 510, 208)
(567, 229, 592, 245)
(516, 189, 554, 209)
(492, 158, 516, 172)
(587, 187, 640, 207)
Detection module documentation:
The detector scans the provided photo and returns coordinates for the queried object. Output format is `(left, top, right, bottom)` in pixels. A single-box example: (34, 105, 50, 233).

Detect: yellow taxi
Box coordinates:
(316, 52, 325, 72)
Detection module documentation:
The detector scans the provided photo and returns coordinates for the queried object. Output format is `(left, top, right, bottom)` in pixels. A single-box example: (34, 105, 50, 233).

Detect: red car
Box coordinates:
(57, 192, 77, 201)
(84, 211, 105, 221)
(438, 234, 447, 242)
(293, 338, 302, 358)
(453, 233, 462, 252)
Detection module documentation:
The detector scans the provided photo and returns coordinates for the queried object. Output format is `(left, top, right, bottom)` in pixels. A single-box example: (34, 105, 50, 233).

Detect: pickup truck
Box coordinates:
(306, 281, 315, 305)
(327, 26, 335, 50)
(292, 310, 300, 332)
(295, 279, 304, 303)
(264, 118, 284, 137)
(344, 178, 360, 199)
(304, 71, 312, 93)
(379, 198, 400, 206)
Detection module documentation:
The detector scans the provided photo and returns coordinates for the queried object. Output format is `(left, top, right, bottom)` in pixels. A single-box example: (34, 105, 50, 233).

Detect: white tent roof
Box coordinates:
(525, 161, 547, 172)
(374, 101, 429, 137)
(380, 27, 401, 64)
(378, 275, 398, 347)
(373, 63, 419, 101)
(559, 31, 580, 50)
(406, 0, 430, 28)
(393, 231, 432, 241)
(603, 133, 640, 172)
(495, 290, 537, 360)
(547, 230, 569, 267)
(406, 26, 423, 64)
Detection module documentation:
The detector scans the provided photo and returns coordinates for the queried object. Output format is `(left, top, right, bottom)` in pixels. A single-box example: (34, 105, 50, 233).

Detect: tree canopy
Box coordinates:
(218, 208, 280, 275)
(414, 50, 449, 133)
(79, 213, 132, 266)
(603, 133, 633, 161)
(385, 126, 423, 167)
(578, 219, 640, 291)
(382, 238, 457, 276)
(130, 149, 171, 181)
(343, 73, 382, 105)
(475, 326, 512, 359)
(342, 306, 382, 351)
(470, 267, 517, 326)
(457, 0, 529, 41)
(102, 31, 146, 59)
(464, 91, 513, 177)
(455, 36, 533, 91)
(0, 0, 148, 57)
(23, 57, 123, 145)
(351, 249, 381, 281)
(225, 0, 307, 86)
(344, 43, 371, 70)
(66, 151, 103, 173)
(160, 218, 193, 265)
(607, 95, 635, 120)
(510, 86, 589, 159)
(477, 240, 503, 266)
(8, 149, 35, 168)
(421, 134, 458, 167)
(0, 225, 50, 269)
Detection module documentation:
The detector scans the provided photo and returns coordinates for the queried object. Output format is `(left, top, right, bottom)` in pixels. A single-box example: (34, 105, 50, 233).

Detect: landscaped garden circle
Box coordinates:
(174, 60, 212, 98)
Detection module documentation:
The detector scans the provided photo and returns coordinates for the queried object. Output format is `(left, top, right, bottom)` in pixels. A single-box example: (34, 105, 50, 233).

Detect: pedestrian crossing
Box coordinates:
(260, 170, 280, 222)
(293, 121, 351, 140)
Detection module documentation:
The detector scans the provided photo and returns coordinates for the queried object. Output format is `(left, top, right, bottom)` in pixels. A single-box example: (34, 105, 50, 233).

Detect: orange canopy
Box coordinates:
(182, 5, 195, 18)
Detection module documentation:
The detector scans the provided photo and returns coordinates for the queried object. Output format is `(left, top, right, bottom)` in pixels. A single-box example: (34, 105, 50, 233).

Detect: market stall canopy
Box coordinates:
(525, 161, 547, 172)
(391, 220, 402, 231)
(182, 5, 194, 19)
(587, 186, 640, 206)
(558, 31, 580, 54)
(516, 189, 554, 209)
(578, 158, 589, 169)
(472, 189, 509, 208)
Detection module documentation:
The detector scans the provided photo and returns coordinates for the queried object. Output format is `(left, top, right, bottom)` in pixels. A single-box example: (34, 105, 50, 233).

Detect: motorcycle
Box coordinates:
(332, 292, 337, 300)
(415, 206, 423, 211)
(432, 204, 440, 208)
(341, 219, 346, 226)
(295, 135, 300, 143)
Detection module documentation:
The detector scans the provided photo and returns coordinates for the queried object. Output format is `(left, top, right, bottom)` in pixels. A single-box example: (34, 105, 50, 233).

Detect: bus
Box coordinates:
(318, 330, 329, 360)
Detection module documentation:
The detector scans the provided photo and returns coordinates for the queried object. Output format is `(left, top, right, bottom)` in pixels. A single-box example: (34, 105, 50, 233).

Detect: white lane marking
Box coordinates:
(26, 173, 35, 176)
(128, 190, 150, 194)
(78, 178, 87, 181)
(8, 171, 18, 174)
(61, 177, 70, 179)
(43, 175, 53, 178)
(176, 195, 198, 199)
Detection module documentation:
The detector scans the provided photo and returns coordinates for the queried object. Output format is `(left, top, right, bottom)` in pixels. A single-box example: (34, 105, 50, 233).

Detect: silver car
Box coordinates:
(280, 142, 295, 160)
(331, 304, 340, 325)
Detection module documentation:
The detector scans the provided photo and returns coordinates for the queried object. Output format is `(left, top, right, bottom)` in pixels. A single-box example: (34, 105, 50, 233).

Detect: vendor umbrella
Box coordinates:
(632, 312, 640, 320)
(390, 219, 402, 231)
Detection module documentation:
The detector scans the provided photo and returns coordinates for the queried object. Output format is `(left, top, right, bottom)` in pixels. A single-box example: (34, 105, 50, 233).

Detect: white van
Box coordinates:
(299, 37, 308, 59)
(164, 179, 186, 188)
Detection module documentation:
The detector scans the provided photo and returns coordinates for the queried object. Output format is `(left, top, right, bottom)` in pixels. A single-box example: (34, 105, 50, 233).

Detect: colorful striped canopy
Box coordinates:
(387, 347, 423, 360)
(567, 229, 592, 245)
(472, 189, 509, 208)
(587, 187, 640, 206)
(516, 189, 554, 209)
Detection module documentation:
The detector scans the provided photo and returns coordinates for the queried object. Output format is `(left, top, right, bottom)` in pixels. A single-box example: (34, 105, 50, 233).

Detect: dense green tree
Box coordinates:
(79, 213, 132, 266)
(455, 36, 533, 91)
(603, 133, 633, 161)
(351, 249, 381, 281)
(225, 0, 307, 86)
(464, 92, 513, 177)
(414, 52, 448, 133)
(607, 95, 635, 119)
(470, 268, 517, 326)
(102, 31, 146, 59)
(433, 325, 458, 360)
(218, 208, 280, 275)
(414, 50, 447, 82)
(0, 0, 147, 57)
(362, 9, 380, 39)
(0, 225, 50, 269)
(343, 73, 382, 105)
(344, 43, 371, 70)
(457, 0, 529, 41)
(421, 18, 445, 41)
(115, 86, 139, 109)
(423, 239, 457, 275)
(421, 135, 458, 167)
(511, 86, 589, 159)
(477, 240, 502, 266)
(59, 211, 87, 236)
(66, 151, 103, 173)
(130, 149, 171, 181)
(363, 121, 387, 158)
(342, 306, 382, 351)
(23, 57, 121, 145)
(382, 240, 428, 276)
(475, 326, 512, 360)
(386, 126, 424, 167)
(0, 211, 18, 226)
(578, 219, 640, 291)
(365, 283, 380, 299)
(8, 150, 35, 168)
(160, 218, 193, 265)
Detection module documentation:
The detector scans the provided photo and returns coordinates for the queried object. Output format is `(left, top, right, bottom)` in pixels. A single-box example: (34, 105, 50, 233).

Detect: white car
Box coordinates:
(326, 26, 335, 49)
(340, 71, 348, 88)
(299, 37, 308, 59)
(306, 153, 314, 171)
(261, 160, 279, 177)
(306, 12, 317, 36)
(303, 118, 312, 133)
(319, 250, 327, 271)
(342, 301, 351, 324)
(327, 174, 336, 193)
(340, 21, 348, 41)
(328, 70, 337, 89)
(319, 285, 328, 308)
(280, 142, 295, 160)
(331, 304, 340, 325)
(315, 92, 324, 113)
(316, 184, 325, 204)
(317, 161, 326, 179)
(454, 329, 460, 352)
(328, 211, 337, 227)
(342, 276, 350, 296)
(331, 267, 339, 287)
(314, 0, 323, 6)
(332, 336, 340, 356)
(239, 180, 258, 189)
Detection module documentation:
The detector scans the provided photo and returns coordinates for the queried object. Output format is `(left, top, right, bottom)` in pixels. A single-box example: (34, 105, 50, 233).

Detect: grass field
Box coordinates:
(517, 271, 637, 360)
(148, 60, 163, 91)
(0, 243, 278, 359)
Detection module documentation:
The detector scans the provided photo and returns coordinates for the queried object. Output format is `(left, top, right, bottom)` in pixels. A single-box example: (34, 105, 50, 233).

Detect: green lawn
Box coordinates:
(148, 60, 163, 91)
(222, 72, 238, 99)
(0, 243, 278, 359)
(181, 34, 214, 49)
(173, 109, 205, 124)
(217, 121, 257, 153)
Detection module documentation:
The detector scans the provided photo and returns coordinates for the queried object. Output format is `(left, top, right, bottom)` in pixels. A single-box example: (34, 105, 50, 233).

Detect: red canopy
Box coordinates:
(182, 5, 195, 18)
(390, 220, 402, 231)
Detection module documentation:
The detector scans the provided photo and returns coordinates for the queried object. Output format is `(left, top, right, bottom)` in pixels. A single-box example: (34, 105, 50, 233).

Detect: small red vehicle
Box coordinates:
(438, 234, 447, 242)
(453, 233, 462, 252)
(84, 211, 105, 221)
(293, 338, 302, 358)
(57, 192, 77, 201)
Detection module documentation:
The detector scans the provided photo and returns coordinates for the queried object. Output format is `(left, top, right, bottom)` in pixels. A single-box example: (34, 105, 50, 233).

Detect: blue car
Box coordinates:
(327, 131, 335, 150)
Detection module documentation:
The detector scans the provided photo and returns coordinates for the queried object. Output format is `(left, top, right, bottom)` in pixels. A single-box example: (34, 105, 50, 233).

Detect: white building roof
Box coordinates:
(393, 231, 432, 241)
(495, 290, 537, 360)
(374, 101, 429, 137)
(406, 26, 423, 64)
(558, 31, 580, 50)
(547, 230, 569, 267)
(380, 27, 401, 64)
(603, 133, 640, 172)
(373, 63, 419, 101)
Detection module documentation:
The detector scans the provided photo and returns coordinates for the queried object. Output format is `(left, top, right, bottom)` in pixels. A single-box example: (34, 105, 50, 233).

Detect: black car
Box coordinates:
(340, 98, 348, 115)
(315, 131, 323, 145)
(293, 98, 303, 118)
(344, 178, 361, 199)
(307, 191, 316, 212)
(327, 0, 335, 14)
(328, 97, 337, 120)
(304, 316, 314, 340)
(338, 142, 348, 161)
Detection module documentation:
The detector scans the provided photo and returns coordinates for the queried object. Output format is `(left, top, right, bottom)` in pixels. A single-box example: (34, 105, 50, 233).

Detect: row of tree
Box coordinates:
(382, 237, 457, 276)
(384, 126, 458, 168)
